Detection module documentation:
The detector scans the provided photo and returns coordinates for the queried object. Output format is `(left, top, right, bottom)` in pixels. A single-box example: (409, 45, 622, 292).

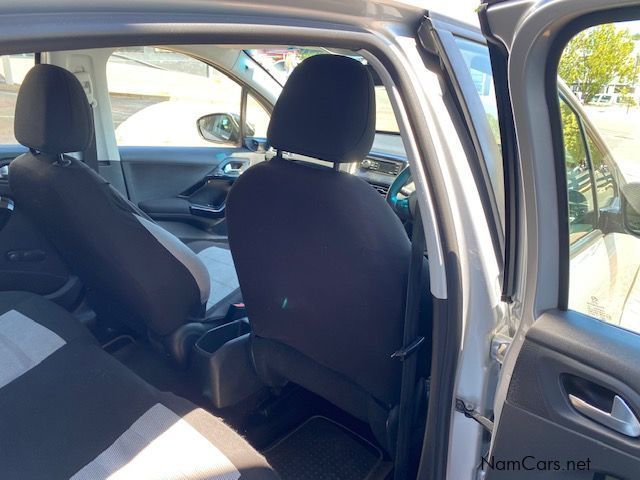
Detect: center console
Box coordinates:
(190, 318, 264, 408)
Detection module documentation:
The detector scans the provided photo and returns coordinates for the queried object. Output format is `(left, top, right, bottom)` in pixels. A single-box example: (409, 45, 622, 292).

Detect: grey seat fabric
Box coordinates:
(0, 291, 96, 389)
(195, 245, 240, 311)
(8, 64, 211, 341)
(0, 291, 279, 480)
(0, 290, 97, 346)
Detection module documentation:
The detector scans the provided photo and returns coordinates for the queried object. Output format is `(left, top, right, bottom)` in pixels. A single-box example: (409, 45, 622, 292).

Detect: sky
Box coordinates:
(620, 20, 640, 35)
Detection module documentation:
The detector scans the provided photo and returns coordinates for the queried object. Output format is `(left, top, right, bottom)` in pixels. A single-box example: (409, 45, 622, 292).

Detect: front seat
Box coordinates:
(226, 55, 430, 453)
(9, 64, 210, 362)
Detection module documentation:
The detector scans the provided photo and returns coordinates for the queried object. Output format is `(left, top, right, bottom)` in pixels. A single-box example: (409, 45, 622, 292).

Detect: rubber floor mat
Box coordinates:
(264, 416, 384, 480)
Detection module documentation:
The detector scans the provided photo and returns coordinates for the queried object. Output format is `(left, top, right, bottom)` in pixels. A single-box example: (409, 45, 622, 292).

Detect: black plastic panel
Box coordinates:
(118, 145, 237, 205)
(0, 207, 72, 296)
(489, 311, 640, 479)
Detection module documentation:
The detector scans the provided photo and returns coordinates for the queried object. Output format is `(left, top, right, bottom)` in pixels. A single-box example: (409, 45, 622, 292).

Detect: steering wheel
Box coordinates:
(386, 166, 415, 222)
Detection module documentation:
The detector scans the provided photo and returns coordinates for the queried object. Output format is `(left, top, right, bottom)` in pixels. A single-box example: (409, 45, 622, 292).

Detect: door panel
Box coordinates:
(0, 145, 27, 196)
(119, 146, 236, 205)
(490, 312, 640, 479)
(0, 146, 78, 305)
(119, 145, 263, 235)
(0, 208, 73, 296)
(481, 2, 640, 479)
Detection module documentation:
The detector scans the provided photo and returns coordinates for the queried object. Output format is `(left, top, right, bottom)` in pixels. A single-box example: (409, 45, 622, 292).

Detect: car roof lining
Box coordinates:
(0, 13, 370, 56)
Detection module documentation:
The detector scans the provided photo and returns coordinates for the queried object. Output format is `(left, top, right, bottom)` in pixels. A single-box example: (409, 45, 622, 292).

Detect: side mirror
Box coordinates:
(622, 182, 640, 235)
(244, 137, 268, 153)
(197, 113, 240, 144)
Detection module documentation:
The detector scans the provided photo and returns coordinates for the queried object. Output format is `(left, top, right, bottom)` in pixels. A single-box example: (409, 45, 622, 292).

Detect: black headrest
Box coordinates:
(267, 55, 375, 164)
(15, 64, 93, 154)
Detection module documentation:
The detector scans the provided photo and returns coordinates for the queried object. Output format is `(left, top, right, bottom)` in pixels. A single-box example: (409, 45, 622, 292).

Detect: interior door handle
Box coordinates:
(569, 394, 640, 437)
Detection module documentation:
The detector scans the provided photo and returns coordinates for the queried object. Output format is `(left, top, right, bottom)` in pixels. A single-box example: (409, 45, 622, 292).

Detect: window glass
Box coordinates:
(454, 37, 504, 225)
(107, 48, 242, 146)
(454, 38, 501, 148)
(0, 54, 35, 144)
(560, 98, 596, 243)
(245, 48, 400, 133)
(587, 133, 617, 210)
(559, 21, 640, 334)
(246, 94, 270, 138)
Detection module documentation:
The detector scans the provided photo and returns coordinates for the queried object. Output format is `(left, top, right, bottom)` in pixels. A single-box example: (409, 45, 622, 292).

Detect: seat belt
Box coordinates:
(75, 70, 99, 173)
(393, 204, 427, 480)
(82, 112, 99, 173)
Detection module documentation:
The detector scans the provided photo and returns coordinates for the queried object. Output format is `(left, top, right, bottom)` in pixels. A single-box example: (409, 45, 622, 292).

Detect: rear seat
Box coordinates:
(0, 291, 279, 480)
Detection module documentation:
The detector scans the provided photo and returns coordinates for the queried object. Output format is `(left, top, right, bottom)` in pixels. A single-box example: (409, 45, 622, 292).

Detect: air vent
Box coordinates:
(371, 184, 389, 196)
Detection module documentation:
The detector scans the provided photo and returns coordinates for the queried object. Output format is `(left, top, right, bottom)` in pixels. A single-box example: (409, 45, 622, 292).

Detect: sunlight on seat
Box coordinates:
(72, 404, 240, 480)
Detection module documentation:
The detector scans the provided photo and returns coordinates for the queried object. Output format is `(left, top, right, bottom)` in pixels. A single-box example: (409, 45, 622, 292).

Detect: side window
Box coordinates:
(0, 54, 35, 144)
(454, 37, 505, 229)
(454, 38, 501, 149)
(246, 93, 270, 139)
(107, 48, 242, 147)
(559, 21, 640, 334)
(560, 98, 596, 243)
(587, 133, 616, 210)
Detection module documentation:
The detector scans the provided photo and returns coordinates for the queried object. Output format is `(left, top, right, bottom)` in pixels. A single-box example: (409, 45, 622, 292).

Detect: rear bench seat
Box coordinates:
(0, 291, 279, 480)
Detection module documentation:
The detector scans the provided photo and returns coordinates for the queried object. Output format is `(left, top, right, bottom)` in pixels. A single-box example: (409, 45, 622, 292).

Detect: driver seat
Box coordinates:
(226, 55, 430, 453)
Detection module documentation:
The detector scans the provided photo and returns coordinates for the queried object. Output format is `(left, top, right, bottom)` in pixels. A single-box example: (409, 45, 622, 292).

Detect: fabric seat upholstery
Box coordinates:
(0, 290, 96, 346)
(226, 55, 428, 452)
(0, 291, 278, 479)
(188, 243, 241, 312)
(8, 64, 211, 340)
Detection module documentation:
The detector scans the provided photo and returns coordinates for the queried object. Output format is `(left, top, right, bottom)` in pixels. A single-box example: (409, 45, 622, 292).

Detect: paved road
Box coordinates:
(0, 85, 162, 144)
(110, 93, 166, 129)
(584, 105, 640, 182)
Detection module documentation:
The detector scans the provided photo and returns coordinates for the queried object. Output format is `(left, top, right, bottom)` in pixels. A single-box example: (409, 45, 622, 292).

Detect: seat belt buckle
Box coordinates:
(225, 302, 247, 321)
(391, 336, 425, 361)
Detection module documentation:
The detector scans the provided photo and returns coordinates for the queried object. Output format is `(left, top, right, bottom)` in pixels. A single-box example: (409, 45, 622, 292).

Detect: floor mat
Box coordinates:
(264, 416, 384, 480)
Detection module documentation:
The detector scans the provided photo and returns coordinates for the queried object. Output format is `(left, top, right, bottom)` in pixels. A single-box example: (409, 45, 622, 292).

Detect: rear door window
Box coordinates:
(560, 97, 597, 243)
(558, 21, 640, 334)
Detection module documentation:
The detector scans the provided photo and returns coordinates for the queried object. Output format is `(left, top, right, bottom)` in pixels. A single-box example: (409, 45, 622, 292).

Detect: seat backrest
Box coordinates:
(227, 55, 411, 409)
(9, 64, 209, 336)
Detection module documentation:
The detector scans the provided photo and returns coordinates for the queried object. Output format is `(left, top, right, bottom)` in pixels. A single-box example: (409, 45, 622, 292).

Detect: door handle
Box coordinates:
(569, 394, 640, 437)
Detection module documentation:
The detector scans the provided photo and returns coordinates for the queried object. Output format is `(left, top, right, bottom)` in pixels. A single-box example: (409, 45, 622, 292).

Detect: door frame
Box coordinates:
(481, 2, 640, 479)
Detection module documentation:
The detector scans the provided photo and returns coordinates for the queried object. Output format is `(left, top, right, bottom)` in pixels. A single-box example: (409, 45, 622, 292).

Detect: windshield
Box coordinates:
(245, 47, 399, 134)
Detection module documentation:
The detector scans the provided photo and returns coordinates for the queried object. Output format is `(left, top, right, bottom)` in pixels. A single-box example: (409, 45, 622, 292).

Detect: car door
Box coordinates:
(479, 1, 640, 478)
(106, 47, 271, 241)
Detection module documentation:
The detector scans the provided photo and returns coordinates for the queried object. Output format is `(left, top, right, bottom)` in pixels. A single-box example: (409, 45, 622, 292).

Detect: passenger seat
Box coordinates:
(8, 64, 216, 365)
(0, 290, 279, 479)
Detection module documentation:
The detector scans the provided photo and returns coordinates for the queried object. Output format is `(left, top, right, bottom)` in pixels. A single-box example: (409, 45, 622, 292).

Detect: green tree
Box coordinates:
(559, 24, 636, 104)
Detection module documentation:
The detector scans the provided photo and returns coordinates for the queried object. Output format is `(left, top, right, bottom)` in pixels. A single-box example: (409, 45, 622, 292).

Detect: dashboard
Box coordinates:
(280, 133, 408, 197)
(351, 132, 407, 197)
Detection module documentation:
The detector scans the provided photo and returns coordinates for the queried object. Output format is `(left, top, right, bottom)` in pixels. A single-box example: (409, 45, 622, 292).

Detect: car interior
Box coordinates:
(0, 44, 432, 480)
